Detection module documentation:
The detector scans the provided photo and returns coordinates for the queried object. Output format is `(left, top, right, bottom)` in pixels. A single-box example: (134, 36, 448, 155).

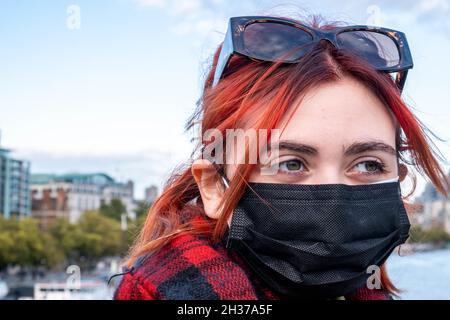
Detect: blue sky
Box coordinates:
(1, 0, 449, 199)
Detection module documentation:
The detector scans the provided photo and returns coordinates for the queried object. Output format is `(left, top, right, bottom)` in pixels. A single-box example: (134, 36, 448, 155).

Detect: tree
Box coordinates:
(133, 200, 151, 219)
(78, 210, 123, 258)
(48, 218, 84, 263)
(0, 216, 63, 270)
(1, 209, 134, 271)
(49, 211, 123, 268)
(99, 199, 126, 221)
(125, 213, 147, 248)
(409, 225, 450, 244)
(0, 217, 15, 270)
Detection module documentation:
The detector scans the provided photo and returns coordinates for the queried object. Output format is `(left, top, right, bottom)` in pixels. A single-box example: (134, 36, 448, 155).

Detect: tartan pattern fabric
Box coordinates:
(113, 211, 392, 300)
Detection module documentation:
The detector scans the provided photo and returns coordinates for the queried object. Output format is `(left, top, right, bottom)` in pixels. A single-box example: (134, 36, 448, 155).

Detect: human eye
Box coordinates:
(277, 158, 307, 175)
(353, 160, 388, 176)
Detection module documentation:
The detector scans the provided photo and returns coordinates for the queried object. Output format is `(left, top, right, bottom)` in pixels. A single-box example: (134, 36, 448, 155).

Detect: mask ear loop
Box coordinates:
(209, 159, 234, 238)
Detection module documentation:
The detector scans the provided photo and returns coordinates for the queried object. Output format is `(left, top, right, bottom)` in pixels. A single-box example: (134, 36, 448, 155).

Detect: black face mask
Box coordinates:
(222, 178, 411, 299)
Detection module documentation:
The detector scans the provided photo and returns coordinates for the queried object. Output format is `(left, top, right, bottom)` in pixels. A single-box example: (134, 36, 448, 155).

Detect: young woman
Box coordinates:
(113, 14, 449, 300)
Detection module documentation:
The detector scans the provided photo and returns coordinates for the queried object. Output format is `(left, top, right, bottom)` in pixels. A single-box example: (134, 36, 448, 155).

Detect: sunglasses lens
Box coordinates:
(243, 22, 313, 62)
(336, 31, 400, 68)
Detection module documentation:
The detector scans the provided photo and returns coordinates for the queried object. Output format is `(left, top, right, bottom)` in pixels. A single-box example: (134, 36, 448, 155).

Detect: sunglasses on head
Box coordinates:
(212, 16, 414, 92)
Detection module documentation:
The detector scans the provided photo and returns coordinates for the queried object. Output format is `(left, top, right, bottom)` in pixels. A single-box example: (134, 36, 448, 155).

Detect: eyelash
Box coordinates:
(358, 161, 388, 176)
(277, 159, 388, 176)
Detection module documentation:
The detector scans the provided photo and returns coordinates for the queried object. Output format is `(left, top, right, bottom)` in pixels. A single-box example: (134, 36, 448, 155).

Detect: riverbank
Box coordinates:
(394, 242, 450, 254)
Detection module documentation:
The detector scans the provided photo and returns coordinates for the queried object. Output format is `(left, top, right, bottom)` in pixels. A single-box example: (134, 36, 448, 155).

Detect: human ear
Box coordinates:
(191, 159, 226, 220)
(398, 163, 408, 182)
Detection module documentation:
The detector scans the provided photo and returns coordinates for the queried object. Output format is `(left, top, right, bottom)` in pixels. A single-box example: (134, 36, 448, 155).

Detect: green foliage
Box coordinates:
(78, 211, 123, 258)
(0, 216, 63, 270)
(409, 225, 450, 244)
(0, 217, 16, 270)
(48, 211, 125, 268)
(0, 209, 140, 271)
(99, 198, 126, 221)
(134, 200, 151, 219)
(124, 213, 147, 247)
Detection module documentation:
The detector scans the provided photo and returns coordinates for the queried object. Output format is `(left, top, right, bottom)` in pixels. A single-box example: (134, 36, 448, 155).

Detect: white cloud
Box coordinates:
(131, 0, 450, 41)
(171, 17, 226, 37)
(131, 0, 225, 40)
(337, 0, 450, 35)
(133, 0, 167, 7)
(417, 0, 450, 12)
(171, 0, 203, 15)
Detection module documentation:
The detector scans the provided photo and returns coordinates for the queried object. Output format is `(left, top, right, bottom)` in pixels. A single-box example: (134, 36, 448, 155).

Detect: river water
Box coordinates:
(386, 248, 450, 300)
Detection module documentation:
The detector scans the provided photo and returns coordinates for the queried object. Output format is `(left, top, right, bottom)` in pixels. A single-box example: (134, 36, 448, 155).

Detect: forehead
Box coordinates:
(278, 76, 397, 148)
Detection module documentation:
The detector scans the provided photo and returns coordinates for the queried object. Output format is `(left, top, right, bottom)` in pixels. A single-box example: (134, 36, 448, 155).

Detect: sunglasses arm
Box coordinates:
(212, 24, 234, 87)
(395, 70, 409, 93)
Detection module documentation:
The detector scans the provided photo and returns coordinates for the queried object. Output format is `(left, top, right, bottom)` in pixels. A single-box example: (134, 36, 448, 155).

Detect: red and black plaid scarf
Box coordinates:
(114, 211, 392, 300)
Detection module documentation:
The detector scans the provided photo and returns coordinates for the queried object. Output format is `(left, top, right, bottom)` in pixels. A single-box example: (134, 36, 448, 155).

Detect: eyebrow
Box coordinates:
(272, 140, 397, 157)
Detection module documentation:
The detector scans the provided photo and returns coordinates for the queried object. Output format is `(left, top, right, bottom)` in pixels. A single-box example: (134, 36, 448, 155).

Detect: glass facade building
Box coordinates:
(0, 148, 31, 218)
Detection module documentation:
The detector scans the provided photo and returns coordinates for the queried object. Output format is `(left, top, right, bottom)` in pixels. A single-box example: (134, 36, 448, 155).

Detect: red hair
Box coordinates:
(125, 14, 449, 296)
